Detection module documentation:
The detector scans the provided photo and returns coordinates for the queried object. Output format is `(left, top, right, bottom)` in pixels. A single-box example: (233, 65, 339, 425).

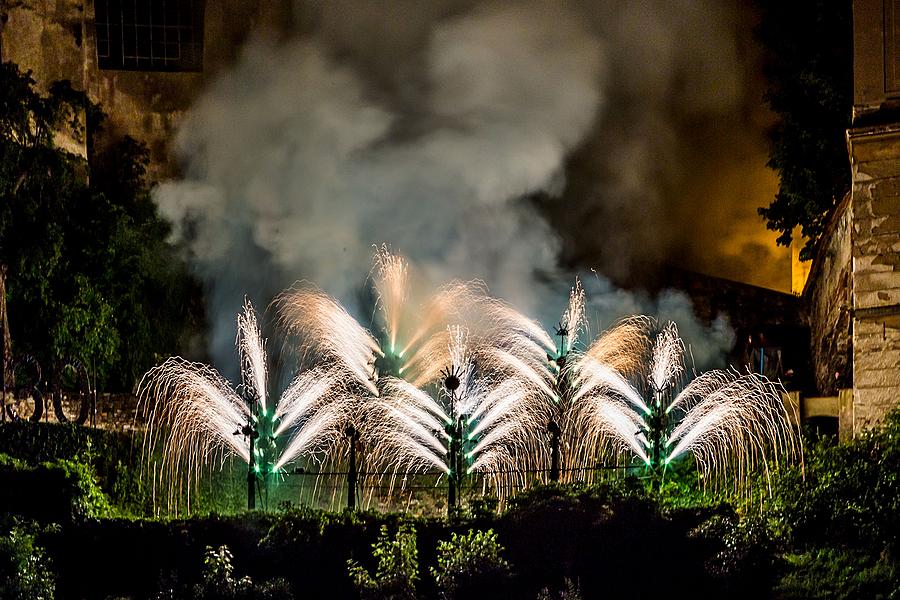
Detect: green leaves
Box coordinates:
(0, 520, 56, 600)
(756, 0, 853, 258)
(348, 523, 419, 600)
(431, 529, 511, 600)
(0, 60, 202, 390)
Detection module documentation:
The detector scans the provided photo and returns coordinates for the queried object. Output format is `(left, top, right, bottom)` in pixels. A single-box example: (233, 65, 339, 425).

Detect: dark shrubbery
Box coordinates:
(348, 523, 419, 600)
(775, 549, 899, 600)
(4, 411, 900, 599)
(769, 410, 900, 555)
(431, 529, 511, 600)
(0, 519, 56, 600)
(0, 454, 110, 523)
(0, 422, 147, 516)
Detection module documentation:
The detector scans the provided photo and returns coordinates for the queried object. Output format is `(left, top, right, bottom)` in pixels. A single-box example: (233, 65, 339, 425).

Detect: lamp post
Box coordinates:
(241, 419, 259, 510)
(547, 322, 570, 483)
(548, 420, 561, 483)
(346, 425, 360, 510)
(443, 369, 462, 516)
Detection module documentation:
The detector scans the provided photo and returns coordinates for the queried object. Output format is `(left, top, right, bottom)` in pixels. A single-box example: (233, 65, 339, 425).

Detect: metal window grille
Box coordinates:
(94, 0, 204, 71)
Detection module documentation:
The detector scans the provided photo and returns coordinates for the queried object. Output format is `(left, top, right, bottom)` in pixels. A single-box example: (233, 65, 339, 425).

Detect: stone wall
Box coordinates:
(803, 195, 853, 396)
(1, 0, 293, 179)
(848, 124, 900, 430)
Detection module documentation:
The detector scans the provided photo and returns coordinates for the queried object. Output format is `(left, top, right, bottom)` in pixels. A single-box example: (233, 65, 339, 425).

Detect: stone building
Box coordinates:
(0, 0, 294, 179)
(804, 0, 900, 433)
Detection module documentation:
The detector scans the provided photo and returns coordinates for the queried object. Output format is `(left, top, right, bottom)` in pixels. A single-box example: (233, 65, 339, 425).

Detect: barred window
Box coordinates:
(95, 0, 204, 71)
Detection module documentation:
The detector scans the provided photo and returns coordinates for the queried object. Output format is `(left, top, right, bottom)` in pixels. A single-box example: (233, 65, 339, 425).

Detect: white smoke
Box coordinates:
(156, 1, 740, 371)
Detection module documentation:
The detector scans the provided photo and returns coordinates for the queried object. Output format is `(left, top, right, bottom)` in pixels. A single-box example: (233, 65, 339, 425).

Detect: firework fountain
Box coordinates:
(276, 249, 550, 510)
(138, 300, 350, 513)
(140, 248, 801, 514)
(568, 320, 802, 493)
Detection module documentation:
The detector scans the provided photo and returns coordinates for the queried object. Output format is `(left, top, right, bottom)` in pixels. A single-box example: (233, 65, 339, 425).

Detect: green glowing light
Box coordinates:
(254, 465, 261, 473)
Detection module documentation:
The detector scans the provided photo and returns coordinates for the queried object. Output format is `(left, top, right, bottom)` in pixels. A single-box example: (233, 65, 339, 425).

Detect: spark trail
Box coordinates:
(139, 301, 350, 513)
(569, 321, 802, 493)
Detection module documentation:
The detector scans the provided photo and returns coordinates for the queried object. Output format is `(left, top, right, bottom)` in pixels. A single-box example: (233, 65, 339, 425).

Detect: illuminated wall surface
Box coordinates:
(803, 0, 900, 431)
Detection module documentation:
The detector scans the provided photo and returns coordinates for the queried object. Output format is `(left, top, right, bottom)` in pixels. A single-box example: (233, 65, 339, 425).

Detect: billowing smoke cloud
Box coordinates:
(156, 0, 750, 371)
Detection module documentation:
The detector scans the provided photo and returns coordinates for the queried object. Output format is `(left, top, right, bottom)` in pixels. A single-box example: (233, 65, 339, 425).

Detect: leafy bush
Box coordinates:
(692, 512, 781, 597)
(767, 408, 900, 554)
(188, 544, 293, 600)
(431, 529, 511, 600)
(0, 422, 148, 515)
(0, 520, 56, 599)
(0, 453, 110, 522)
(536, 578, 582, 600)
(348, 523, 419, 600)
(775, 549, 899, 600)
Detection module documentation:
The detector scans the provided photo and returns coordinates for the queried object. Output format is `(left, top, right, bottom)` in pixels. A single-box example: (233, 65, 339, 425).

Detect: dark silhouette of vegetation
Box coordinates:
(1, 409, 900, 598)
(0, 61, 203, 390)
(755, 0, 853, 259)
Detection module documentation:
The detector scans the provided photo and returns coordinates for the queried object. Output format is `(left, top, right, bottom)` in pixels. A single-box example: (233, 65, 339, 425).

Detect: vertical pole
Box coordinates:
(447, 420, 457, 515)
(646, 390, 667, 489)
(443, 372, 462, 517)
(347, 425, 358, 511)
(549, 420, 561, 482)
(247, 426, 256, 511)
(550, 327, 568, 483)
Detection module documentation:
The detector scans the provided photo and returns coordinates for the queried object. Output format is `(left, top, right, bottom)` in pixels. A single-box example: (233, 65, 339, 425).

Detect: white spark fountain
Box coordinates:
(569, 320, 802, 494)
(138, 300, 350, 513)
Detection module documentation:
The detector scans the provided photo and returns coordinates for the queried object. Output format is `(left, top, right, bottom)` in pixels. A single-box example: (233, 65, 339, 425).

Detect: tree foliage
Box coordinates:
(0, 61, 203, 390)
(431, 529, 511, 600)
(0, 520, 56, 600)
(755, 0, 853, 259)
(348, 523, 419, 600)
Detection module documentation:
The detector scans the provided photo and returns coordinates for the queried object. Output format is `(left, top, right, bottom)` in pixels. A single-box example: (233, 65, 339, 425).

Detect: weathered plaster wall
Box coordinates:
(804, 196, 853, 396)
(848, 124, 900, 431)
(853, 0, 900, 120)
(1, 0, 292, 179)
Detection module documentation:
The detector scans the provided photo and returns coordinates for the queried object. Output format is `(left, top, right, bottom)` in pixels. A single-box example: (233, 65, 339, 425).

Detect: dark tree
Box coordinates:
(0, 61, 203, 390)
(756, 0, 853, 259)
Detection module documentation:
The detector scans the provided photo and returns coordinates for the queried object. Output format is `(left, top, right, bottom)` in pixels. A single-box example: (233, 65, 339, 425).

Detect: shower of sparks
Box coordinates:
(569, 321, 802, 493)
(275, 285, 381, 394)
(277, 251, 481, 390)
(649, 321, 685, 394)
(558, 278, 585, 354)
(237, 299, 269, 414)
(138, 357, 251, 512)
(363, 326, 548, 498)
(139, 301, 352, 513)
(140, 247, 803, 511)
(582, 316, 652, 377)
(373, 245, 408, 354)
